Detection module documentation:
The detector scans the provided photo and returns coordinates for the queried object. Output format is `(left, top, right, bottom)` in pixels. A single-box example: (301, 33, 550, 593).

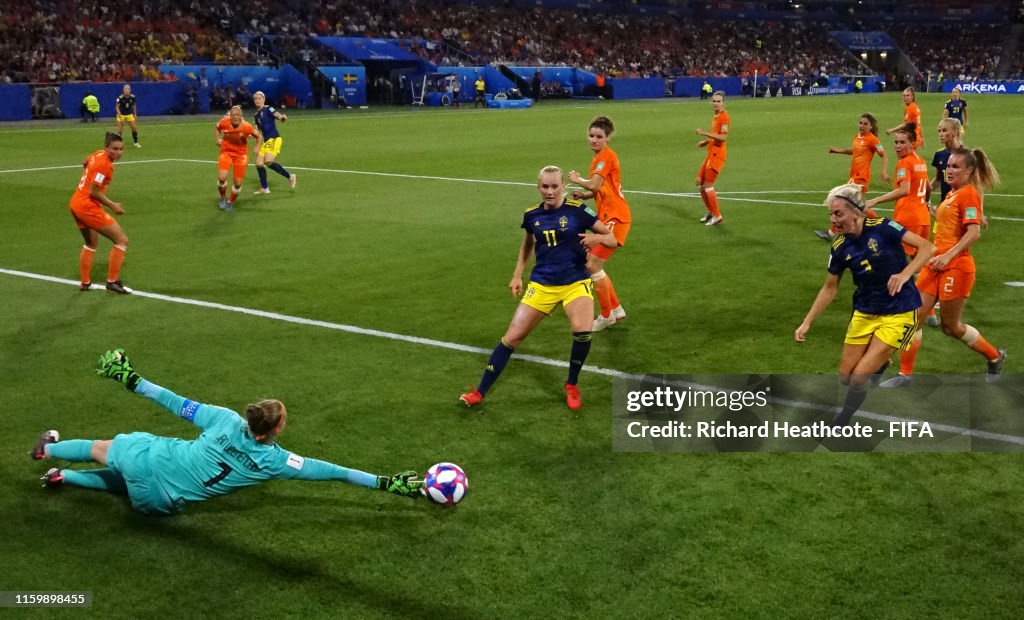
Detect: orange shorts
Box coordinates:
(697, 158, 724, 185)
(917, 266, 975, 301)
(218, 152, 248, 179)
(590, 220, 629, 260)
(70, 205, 116, 230)
(899, 224, 929, 256)
(848, 178, 869, 195)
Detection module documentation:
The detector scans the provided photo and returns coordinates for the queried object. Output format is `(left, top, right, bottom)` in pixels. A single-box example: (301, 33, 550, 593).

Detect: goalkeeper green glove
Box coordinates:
(376, 471, 424, 499)
(96, 349, 142, 391)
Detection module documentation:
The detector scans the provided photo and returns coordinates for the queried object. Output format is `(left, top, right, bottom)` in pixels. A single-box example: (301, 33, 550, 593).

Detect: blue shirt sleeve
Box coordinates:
(133, 379, 241, 430)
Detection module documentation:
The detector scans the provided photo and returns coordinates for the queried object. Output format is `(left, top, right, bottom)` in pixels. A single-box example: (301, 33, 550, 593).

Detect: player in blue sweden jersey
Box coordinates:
(795, 184, 935, 426)
(252, 91, 297, 194)
(942, 87, 968, 133)
(460, 166, 617, 411)
(32, 350, 424, 515)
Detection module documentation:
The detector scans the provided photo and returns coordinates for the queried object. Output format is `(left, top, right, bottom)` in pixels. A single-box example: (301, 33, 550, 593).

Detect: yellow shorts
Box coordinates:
(521, 279, 593, 315)
(845, 310, 918, 351)
(258, 137, 283, 157)
(117, 114, 135, 123)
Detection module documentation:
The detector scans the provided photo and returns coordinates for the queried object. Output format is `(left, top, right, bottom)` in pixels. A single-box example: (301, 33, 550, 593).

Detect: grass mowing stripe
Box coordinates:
(4, 266, 1020, 447)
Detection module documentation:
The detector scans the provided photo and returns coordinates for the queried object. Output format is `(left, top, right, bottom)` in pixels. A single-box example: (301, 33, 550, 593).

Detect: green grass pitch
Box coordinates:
(1, 93, 1022, 618)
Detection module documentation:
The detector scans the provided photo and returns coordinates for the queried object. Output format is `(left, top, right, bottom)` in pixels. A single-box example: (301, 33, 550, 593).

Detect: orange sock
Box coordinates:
(107, 245, 126, 282)
(79, 246, 96, 284)
(927, 307, 936, 318)
(218, 182, 227, 198)
(865, 207, 878, 218)
(970, 334, 999, 361)
(593, 273, 614, 318)
(78, 246, 95, 284)
(705, 188, 721, 218)
(899, 331, 922, 376)
(228, 185, 240, 203)
(608, 280, 620, 309)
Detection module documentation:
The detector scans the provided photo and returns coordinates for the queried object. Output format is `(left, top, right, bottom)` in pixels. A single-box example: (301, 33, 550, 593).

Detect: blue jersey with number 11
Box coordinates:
(521, 198, 599, 286)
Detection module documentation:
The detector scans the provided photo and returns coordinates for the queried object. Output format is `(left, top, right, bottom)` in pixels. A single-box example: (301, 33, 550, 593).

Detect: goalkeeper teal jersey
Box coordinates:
(124, 380, 377, 504)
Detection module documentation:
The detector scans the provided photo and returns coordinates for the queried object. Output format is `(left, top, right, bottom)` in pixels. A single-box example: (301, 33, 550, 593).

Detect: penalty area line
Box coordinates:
(3, 266, 1022, 447)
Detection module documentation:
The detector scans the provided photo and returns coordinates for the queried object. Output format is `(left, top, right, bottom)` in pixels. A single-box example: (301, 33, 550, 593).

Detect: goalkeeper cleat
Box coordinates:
(41, 467, 65, 488)
(986, 349, 1006, 384)
(377, 471, 424, 498)
(105, 280, 133, 295)
(459, 388, 483, 407)
(565, 383, 582, 411)
(30, 430, 60, 460)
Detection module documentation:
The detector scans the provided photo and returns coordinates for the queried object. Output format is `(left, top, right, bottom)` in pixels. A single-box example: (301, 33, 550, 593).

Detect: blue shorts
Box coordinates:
(107, 432, 183, 516)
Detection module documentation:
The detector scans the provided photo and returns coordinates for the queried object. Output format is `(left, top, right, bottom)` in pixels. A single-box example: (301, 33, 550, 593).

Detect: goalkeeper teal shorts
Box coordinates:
(107, 432, 183, 516)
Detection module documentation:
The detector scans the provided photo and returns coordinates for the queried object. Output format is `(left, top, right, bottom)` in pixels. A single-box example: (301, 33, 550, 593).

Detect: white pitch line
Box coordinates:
(0, 159, 179, 175)
(3, 266, 1022, 447)
(3, 158, 1023, 220)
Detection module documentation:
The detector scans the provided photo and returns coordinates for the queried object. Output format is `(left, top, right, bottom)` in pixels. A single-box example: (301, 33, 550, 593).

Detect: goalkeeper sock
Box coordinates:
(256, 166, 268, 188)
(478, 340, 514, 395)
(79, 245, 96, 284)
(268, 162, 290, 179)
(567, 331, 592, 385)
(107, 245, 126, 282)
(47, 439, 94, 462)
(63, 468, 127, 494)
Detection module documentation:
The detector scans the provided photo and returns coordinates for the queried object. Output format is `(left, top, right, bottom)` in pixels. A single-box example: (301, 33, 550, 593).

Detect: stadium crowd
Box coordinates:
(0, 0, 1016, 85)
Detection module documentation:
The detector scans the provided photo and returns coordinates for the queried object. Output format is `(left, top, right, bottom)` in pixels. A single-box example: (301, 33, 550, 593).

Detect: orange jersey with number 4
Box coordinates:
(893, 152, 930, 227)
(589, 146, 631, 224)
(934, 184, 982, 272)
(217, 117, 259, 156)
(69, 149, 114, 211)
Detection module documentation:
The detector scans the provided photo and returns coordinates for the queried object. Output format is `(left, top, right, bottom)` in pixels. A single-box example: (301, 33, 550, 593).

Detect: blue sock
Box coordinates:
(47, 439, 94, 462)
(63, 468, 127, 494)
(567, 331, 592, 385)
(257, 166, 268, 189)
(268, 162, 290, 179)
(477, 340, 515, 395)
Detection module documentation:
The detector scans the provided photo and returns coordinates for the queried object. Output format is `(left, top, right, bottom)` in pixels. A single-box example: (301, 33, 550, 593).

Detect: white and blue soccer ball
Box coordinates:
(423, 462, 468, 506)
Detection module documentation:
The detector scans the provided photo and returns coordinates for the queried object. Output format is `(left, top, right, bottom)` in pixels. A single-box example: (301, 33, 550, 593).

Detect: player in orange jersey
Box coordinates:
(866, 123, 931, 256)
(879, 146, 1005, 387)
(816, 113, 891, 240)
(215, 105, 262, 211)
(886, 87, 923, 150)
(568, 116, 632, 331)
(68, 132, 132, 294)
(694, 91, 729, 226)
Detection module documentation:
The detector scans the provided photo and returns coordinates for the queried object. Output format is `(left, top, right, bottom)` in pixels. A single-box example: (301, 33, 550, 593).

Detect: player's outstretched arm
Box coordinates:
(95, 350, 222, 427)
(288, 458, 424, 498)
